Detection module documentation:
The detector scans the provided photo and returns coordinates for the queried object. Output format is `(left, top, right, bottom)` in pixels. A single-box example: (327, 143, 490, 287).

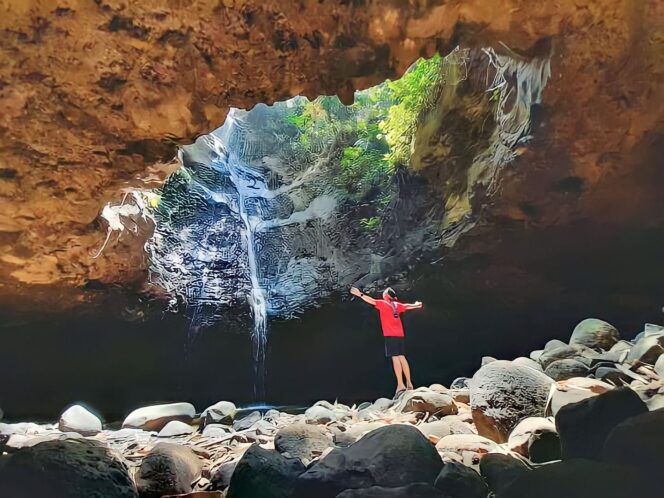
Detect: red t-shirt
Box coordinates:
(374, 299, 408, 337)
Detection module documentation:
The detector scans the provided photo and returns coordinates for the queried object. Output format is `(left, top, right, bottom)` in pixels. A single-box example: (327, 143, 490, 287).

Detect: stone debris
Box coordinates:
(1, 318, 662, 497)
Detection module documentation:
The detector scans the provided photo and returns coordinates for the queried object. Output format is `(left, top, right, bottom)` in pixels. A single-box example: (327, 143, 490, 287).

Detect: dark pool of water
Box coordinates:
(1, 223, 663, 422)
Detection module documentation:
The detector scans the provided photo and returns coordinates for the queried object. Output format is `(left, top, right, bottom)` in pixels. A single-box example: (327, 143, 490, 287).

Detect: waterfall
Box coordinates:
(208, 109, 270, 398)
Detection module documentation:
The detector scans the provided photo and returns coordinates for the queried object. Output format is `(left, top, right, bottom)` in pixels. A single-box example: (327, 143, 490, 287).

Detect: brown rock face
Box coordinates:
(0, 0, 662, 308)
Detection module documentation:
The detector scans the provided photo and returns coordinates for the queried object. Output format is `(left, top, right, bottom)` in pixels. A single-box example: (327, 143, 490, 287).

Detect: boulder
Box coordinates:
(655, 354, 664, 376)
(0, 438, 137, 497)
(418, 418, 475, 442)
(544, 339, 567, 351)
(429, 384, 449, 393)
(449, 388, 470, 404)
(609, 340, 632, 353)
(544, 359, 589, 381)
(450, 377, 470, 389)
(202, 424, 231, 438)
(200, 401, 237, 427)
(546, 377, 613, 416)
(512, 357, 542, 371)
(123, 403, 195, 431)
(507, 417, 559, 462)
(209, 460, 238, 491)
(569, 318, 620, 350)
(481, 356, 497, 366)
(625, 335, 664, 367)
(336, 483, 445, 497)
(555, 387, 647, 460)
(529, 350, 543, 361)
(158, 420, 195, 437)
(295, 425, 442, 498)
(233, 410, 261, 431)
(333, 421, 388, 447)
(371, 398, 394, 412)
(227, 444, 305, 498)
(399, 391, 458, 417)
(58, 404, 103, 436)
(434, 462, 488, 498)
(479, 453, 529, 497)
(538, 345, 580, 369)
(305, 405, 336, 424)
(274, 423, 333, 462)
(602, 408, 664, 476)
(593, 366, 632, 384)
(435, 435, 500, 469)
(136, 443, 203, 498)
(470, 361, 553, 442)
(501, 459, 653, 498)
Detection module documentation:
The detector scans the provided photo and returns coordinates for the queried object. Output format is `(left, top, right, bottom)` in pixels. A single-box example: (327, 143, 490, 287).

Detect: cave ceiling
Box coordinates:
(0, 0, 662, 310)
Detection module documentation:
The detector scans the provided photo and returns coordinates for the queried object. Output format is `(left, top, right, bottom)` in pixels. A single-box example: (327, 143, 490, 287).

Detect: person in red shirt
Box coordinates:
(350, 286, 423, 396)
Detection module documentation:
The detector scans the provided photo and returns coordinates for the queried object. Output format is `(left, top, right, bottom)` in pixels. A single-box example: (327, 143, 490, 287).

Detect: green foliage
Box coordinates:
(282, 54, 444, 232)
(360, 216, 381, 232)
(380, 53, 443, 168)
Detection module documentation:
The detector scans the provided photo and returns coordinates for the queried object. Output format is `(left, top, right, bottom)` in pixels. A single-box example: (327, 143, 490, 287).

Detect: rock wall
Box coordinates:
(0, 0, 662, 308)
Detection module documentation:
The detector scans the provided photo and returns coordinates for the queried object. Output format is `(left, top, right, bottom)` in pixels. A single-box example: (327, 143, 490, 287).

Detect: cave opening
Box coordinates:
(86, 47, 550, 405)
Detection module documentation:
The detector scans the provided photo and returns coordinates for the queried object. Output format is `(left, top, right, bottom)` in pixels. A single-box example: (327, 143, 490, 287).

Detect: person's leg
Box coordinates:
(391, 356, 406, 392)
(399, 355, 413, 390)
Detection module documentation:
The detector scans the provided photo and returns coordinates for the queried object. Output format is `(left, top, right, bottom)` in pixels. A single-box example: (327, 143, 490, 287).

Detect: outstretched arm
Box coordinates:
(402, 301, 423, 311)
(350, 287, 376, 306)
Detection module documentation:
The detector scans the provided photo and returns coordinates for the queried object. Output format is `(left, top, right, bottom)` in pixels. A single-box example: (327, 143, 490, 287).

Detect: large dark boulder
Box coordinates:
(470, 361, 553, 443)
(434, 462, 488, 498)
(135, 442, 203, 498)
(336, 483, 445, 497)
(602, 408, 664, 476)
(0, 438, 137, 498)
(544, 359, 589, 381)
(479, 454, 529, 497)
(295, 424, 443, 498)
(538, 345, 580, 369)
(502, 459, 653, 498)
(274, 423, 333, 462)
(226, 444, 305, 498)
(555, 387, 647, 460)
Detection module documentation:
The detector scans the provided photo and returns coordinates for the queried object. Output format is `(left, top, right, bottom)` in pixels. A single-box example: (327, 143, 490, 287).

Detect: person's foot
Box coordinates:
(406, 382, 414, 390)
(394, 385, 407, 398)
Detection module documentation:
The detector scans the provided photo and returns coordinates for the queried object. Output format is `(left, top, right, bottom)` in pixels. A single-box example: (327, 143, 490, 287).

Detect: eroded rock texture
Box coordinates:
(0, 0, 662, 307)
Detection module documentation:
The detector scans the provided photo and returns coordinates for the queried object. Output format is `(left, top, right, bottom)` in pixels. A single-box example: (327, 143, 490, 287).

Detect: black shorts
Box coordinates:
(384, 337, 405, 357)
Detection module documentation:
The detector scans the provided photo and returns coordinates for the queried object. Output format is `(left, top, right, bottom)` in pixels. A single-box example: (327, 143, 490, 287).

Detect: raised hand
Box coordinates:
(350, 287, 362, 297)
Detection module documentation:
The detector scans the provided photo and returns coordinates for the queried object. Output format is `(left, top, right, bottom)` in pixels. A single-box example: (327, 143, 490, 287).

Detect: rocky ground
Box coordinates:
(1, 318, 663, 498)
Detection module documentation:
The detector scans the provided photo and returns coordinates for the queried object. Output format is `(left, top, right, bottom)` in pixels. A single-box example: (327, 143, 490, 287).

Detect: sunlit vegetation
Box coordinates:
(286, 53, 444, 232)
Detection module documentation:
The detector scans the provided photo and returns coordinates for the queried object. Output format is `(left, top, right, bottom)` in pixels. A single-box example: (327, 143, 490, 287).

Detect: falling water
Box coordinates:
(207, 109, 270, 398)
